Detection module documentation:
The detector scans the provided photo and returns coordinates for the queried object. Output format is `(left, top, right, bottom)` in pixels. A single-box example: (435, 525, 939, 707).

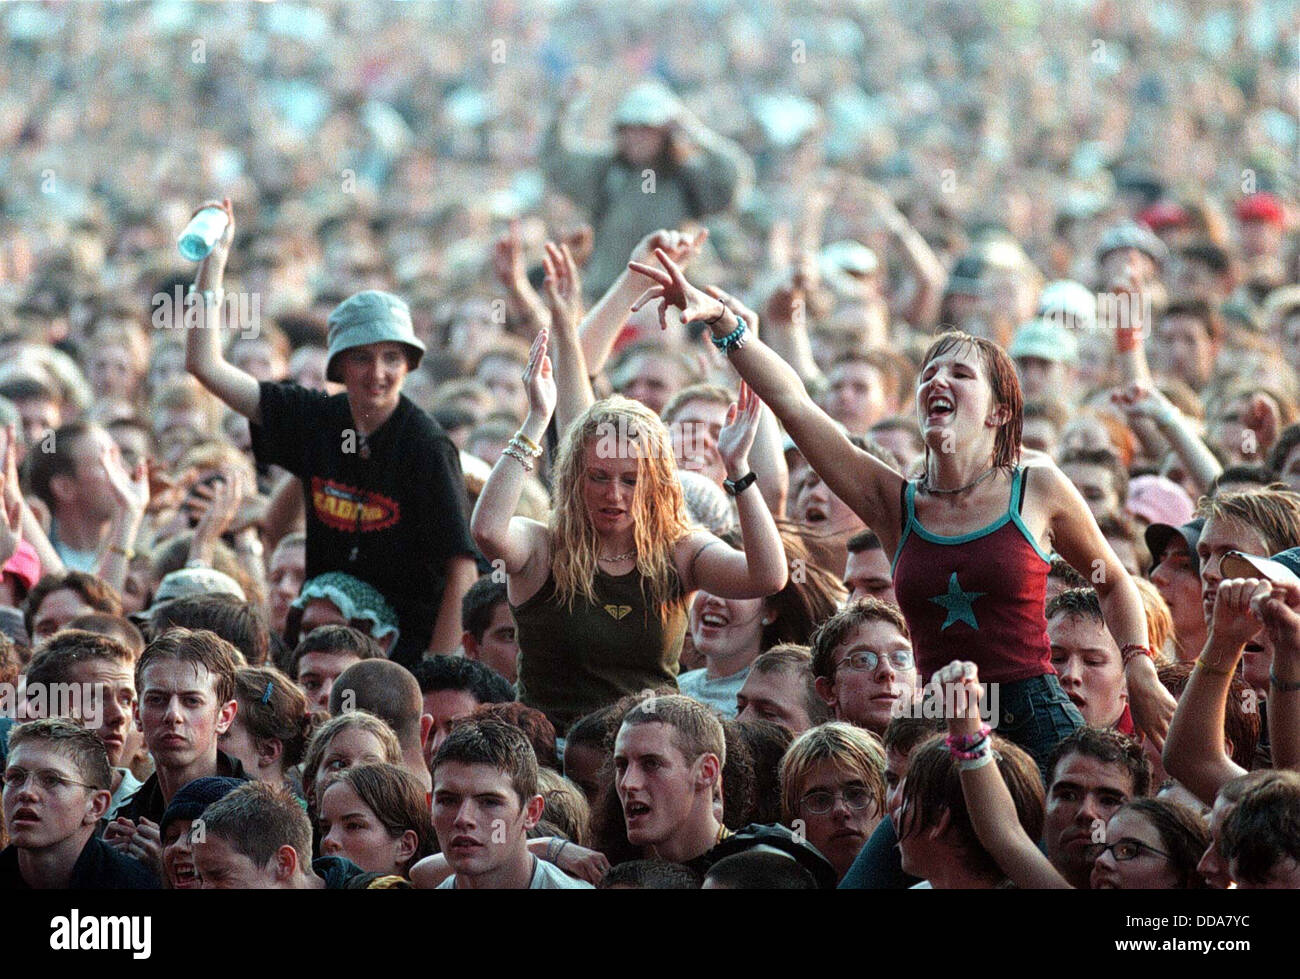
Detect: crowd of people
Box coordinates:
(2, 0, 1300, 891)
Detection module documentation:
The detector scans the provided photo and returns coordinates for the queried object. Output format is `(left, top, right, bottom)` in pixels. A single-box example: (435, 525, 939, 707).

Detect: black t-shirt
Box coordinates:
(250, 382, 476, 665)
(0, 835, 160, 889)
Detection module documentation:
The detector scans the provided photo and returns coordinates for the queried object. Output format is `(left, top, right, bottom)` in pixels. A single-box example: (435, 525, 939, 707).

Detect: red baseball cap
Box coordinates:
(2, 539, 41, 593)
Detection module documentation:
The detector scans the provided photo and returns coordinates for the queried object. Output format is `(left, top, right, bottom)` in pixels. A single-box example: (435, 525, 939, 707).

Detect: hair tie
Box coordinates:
(261, 681, 274, 705)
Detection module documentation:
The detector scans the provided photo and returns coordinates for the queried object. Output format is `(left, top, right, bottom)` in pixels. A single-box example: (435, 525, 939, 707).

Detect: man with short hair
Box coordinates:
(810, 599, 917, 737)
(842, 530, 896, 606)
(21, 631, 142, 815)
(431, 718, 591, 888)
(1059, 447, 1128, 522)
(824, 351, 890, 436)
(23, 571, 123, 643)
(1047, 589, 1129, 730)
(460, 576, 519, 684)
(329, 659, 434, 792)
(194, 780, 406, 888)
(614, 694, 834, 884)
(735, 645, 828, 734)
(108, 628, 245, 869)
(1041, 726, 1151, 890)
(1219, 770, 1300, 889)
(1153, 299, 1222, 393)
(25, 421, 121, 572)
(0, 718, 158, 888)
(291, 624, 384, 712)
(410, 655, 515, 766)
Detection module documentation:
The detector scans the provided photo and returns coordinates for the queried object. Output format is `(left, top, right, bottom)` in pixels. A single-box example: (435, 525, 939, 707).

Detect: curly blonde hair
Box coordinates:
(549, 397, 696, 619)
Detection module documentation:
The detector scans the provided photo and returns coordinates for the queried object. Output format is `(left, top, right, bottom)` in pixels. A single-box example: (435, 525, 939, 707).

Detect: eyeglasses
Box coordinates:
(2, 767, 99, 792)
(1084, 839, 1171, 863)
(800, 786, 875, 815)
(834, 649, 914, 673)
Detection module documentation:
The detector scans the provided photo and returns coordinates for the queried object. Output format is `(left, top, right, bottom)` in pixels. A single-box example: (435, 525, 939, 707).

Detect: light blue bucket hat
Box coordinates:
(325, 290, 426, 383)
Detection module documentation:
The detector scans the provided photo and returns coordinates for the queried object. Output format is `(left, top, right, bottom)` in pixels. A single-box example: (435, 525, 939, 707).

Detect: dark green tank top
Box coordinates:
(512, 565, 688, 734)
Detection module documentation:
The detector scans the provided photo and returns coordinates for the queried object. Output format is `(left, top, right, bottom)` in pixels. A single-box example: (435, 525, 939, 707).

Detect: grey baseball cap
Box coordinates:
(325, 290, 426, 383)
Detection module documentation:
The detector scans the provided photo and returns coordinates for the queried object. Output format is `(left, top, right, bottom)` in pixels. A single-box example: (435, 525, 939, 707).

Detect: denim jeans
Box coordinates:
(996, 673, 1085, 778)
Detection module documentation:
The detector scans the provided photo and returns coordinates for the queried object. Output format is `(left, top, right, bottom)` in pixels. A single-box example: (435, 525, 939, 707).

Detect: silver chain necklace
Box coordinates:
(922, 464, 1001, 495)
(599, 549, 637, 562)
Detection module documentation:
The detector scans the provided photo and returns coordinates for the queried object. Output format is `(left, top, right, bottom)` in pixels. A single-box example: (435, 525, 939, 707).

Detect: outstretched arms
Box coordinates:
(629, 248, 905, 551)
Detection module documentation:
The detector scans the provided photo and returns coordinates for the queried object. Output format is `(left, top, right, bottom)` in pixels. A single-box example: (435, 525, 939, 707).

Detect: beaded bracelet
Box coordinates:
(502, 445, 534, 472)
(1120, 643, 1155, 667)
(948, 736, 991, 761)
(709, 313, 747, 353)
(957, 749, 998, 773)
(1194, 656, 1234, 678)
(945, 724, 992, 752)
(511, 431, 543, 457)
(508, 437, 542, 460)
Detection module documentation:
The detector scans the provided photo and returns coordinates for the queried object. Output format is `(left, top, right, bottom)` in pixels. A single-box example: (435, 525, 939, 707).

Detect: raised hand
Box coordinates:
(561, 225, 594, 270)
(1259, 580, 1300, 675)
(542, 240, 583, 335)
(629, 228, 708, 270)
(716, 382, 762, 478)
(628, 247, 726, 333)
(194, 197, 234, 289)
(100, 443, 150, 517)
(492, 218, 531, 294)
(0, 460, 22, 565)
(1211, 577, 1272, 651)
(523, 329, 557, 423)
(1111, 382, 1177, 425)
(933, 660, 986, 728)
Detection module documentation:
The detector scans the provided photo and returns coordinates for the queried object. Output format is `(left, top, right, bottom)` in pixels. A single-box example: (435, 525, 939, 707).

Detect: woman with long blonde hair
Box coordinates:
(471, 329, 788, 733)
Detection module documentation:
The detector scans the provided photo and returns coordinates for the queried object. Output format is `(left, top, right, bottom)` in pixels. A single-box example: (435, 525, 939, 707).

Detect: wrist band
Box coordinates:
(948, 736, 990, 761)
(1271, 671, 1300, 693)
(502, 446, 534, 472)
(1195, 656, 1235, 678)
(1120, 643, 1155, 667)
(945, 724, 992, 752)
(709, 313, 747, 353)
(512, 431, 543, 457)
(957, 749, 998, 772)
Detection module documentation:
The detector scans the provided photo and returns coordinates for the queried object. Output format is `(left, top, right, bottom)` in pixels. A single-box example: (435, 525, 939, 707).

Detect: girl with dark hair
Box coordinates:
(628, 249, 1177, 765)
(221, 665, 318, 798)
(318, 762, 437, 878)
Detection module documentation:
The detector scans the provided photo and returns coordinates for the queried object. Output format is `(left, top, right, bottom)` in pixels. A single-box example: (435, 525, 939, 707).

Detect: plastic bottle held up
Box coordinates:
(177, 206, 230, 262)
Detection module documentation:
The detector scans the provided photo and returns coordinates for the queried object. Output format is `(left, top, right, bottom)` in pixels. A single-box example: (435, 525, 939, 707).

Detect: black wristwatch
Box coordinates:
(723, 472, 758, 496)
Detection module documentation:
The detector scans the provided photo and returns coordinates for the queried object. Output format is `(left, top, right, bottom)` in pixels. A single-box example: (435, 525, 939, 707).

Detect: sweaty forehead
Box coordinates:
(1050, 751, 1134, 794)
(141, 659, 217, 696)
(616, 720, 687, 762)
(7, 742, 80, 777)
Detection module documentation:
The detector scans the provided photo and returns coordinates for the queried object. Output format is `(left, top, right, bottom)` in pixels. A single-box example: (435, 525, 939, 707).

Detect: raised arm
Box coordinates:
(676, 383, 788, 599)
(1111, 383, 1222, 496)
(492, 219, 551, 340)
(469, 331, 552, 587)
(542, 241, 594, 439)
(0, 425, 61, 577)
(183, 198, 262, 423)
(1043, 463, 1176, 748)
(937, 661, 1072, 889)
(94, 443, 149, 594)
(1163, 579, 1260, 804)
(629, 249, 905, 551)
(579, 229, 707, 378)
(1262, 580, 1300, 771)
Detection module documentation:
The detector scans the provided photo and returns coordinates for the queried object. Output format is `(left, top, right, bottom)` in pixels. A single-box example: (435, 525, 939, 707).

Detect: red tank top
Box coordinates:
(891, 466, 1055, 684)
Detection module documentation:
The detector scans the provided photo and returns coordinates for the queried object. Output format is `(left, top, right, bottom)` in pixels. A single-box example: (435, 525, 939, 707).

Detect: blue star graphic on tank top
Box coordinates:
(930, 572, 986, 631)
